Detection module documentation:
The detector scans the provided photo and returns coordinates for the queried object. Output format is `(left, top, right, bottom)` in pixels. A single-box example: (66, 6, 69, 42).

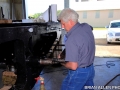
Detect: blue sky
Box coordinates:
(27, 0, 64, 15)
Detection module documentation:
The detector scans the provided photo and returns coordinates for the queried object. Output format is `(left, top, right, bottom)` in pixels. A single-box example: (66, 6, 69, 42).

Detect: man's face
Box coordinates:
(61, 20, 71, 32)
(61, 19, 76, 32)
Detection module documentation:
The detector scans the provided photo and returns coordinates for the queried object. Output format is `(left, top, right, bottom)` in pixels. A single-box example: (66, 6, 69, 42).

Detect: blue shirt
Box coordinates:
(65, 22, 95, 68)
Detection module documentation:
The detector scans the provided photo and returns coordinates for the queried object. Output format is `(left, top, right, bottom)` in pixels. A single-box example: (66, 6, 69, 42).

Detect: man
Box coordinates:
(58, 8, 95, 90)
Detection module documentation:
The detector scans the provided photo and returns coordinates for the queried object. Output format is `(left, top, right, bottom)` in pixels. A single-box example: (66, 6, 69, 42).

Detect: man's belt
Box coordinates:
(82, 63, 93, 68)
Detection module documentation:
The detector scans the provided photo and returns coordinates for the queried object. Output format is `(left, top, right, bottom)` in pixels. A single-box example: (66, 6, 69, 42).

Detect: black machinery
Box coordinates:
(0, 21, 65, 90)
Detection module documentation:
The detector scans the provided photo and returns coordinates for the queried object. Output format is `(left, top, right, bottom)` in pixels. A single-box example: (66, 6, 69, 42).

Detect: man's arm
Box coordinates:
(61, 61, 78, 70)
(58, 48, 78, 70)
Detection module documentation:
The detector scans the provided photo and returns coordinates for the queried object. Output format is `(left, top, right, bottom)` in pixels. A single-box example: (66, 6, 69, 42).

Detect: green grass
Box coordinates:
(93, 28, 106, 30)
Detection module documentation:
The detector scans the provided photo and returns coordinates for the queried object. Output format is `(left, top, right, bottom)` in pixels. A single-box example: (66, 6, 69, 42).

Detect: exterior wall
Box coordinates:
(14, 0, 23, 20)
(77, 9, 120, 27)
(0, 0, 23, 20)
(0, 0, 10, 19)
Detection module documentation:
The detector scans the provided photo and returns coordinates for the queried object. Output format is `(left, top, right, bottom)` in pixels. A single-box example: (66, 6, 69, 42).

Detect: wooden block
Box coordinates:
(3, 71, 16, 76)
(2, 71, 17, 86)
(0, 19, 12, 24)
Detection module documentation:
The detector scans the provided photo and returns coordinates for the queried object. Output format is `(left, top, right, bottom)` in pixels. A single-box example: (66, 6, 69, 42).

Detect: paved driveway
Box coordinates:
(93, 30, 120, 57)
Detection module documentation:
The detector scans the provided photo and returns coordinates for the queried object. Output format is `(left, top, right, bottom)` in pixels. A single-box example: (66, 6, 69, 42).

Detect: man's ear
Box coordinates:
(69, 19, 76, 26)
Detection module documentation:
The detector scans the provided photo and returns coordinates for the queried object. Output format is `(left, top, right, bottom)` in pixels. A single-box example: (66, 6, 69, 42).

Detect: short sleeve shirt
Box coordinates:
(65, 22, 95, 68)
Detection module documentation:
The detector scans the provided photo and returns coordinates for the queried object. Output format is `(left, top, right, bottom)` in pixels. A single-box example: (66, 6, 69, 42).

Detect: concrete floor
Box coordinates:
(0, 57, 120, 90)
(32, 57, 120, 90)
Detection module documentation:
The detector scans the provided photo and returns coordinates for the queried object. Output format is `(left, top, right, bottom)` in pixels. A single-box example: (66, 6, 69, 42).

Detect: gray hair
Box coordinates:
(58, 8, 79, 23)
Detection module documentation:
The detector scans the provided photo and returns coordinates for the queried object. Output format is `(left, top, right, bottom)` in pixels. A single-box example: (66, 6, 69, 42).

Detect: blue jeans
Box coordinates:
(61, 65, 95, 90)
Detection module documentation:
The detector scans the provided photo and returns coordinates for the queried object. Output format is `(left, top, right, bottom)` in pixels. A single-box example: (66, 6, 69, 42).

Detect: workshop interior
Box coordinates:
(0, 0, 120, 90)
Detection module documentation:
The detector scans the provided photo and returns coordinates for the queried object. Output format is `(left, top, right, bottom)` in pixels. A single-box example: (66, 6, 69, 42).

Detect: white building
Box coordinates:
(70, 0, 120, 27)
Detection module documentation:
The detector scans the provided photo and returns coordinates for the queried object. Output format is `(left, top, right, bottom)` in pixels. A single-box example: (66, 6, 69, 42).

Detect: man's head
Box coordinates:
(58, 8, 79, 32)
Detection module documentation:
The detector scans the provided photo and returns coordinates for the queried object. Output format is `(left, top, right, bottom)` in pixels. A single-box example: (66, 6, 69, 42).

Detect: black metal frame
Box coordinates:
(0, 22, 61, 90)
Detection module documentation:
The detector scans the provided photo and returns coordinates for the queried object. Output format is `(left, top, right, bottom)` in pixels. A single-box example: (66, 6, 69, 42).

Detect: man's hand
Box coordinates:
(57, 49, 65, 59)
(57, 54, 61, 59)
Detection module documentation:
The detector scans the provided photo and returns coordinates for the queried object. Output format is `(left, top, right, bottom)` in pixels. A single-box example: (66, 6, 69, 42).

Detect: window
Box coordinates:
(108, 10, 113, 18)
(110, 22, 120, 28)
(81, 0, 89, 2)
(75, 0, 79, 2)
(83, 11, 87, 19)
(97, 0, 104, 1)
(95, 11, 100, 18)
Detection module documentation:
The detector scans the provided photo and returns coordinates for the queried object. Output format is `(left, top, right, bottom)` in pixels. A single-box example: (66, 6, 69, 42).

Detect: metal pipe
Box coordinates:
(9, 0, 12, 19)
(39, 58, 65, 65)
(64, 0, 69, 8)
(22, 0, 26, 19)
(0, 6, 2, 19)
(0, 7, 4, 19)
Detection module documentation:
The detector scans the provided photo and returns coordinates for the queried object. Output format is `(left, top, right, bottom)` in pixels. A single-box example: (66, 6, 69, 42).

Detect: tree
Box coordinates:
(28, 13, 42, 19)
(28, 10, 61, 19)
(57, 10, 61, 15)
